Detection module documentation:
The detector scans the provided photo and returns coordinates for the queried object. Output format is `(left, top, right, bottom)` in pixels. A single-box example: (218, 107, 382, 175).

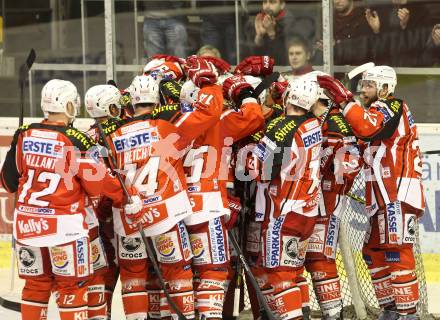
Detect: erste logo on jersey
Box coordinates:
(113, 127, 159, 153)
(22, 137, 64, 158)
(302, 127, 322, 149)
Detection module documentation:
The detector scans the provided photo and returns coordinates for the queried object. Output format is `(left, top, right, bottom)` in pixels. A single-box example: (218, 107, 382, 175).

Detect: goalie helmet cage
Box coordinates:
(240, 172, 433, 319)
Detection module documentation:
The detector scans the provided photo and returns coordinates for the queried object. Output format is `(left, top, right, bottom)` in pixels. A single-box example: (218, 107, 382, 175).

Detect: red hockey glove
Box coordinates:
(184, 55, 218, 87)
(317, 75, 353, 105)
(234, 55, 274, 76)
(202, 56, 231, 75)
(270, 80, 288, 104)
(225, 195, 242, 230)
(222, 75, 254, 105)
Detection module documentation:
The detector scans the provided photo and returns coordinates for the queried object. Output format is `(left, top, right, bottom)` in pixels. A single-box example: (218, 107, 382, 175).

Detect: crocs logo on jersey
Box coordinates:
(52, 247, 69, 269)
(113, 129, 158, 153)
(302, 128, 322, 149)
(22, 137, 64, 158)
(122, 237, 141, 252)
(18, 248, 36, 268)
(190, 234, 205, 258)
(156, 235, 176, 257)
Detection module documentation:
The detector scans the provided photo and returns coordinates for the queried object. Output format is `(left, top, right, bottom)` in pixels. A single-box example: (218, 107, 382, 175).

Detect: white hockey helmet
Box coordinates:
(180, 80, 200, 105)
(143, 58, 163, 74)
(302, 71, 330, 100)
(362, 65, 397, 95)
(41, 79, 81, 119)
(283, 77, 319, 111)
(129, 75, 160, 106)
(85, 85, 121, 118)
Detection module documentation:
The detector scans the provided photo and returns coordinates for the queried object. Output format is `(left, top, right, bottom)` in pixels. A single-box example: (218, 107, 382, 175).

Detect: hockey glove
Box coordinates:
(202, 56, 231, 75)
(234, 55, 274, 76)
(225, 195, 242, 230)
(184, 55, 218, 87)
(317, 75, 354, 106)
(123, 195, 144, 225)
(222, 75, 255, 105)
(270, 80, 288, 104)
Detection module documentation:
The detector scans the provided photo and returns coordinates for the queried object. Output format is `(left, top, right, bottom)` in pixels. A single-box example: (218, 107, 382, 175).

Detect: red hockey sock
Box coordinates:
(390, 270, 419, 315)
(21, 278, 52, 320)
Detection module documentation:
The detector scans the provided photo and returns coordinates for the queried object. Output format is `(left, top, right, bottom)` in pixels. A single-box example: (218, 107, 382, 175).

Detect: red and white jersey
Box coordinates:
(319, 107, 361, 217)
(343, 97, 424, 215)
(220, 97, 265, 189)
(153, 84, 228, 225)
(0, 121, 125, 247)
(256, 114, 323, 218)
(108, 113, 192, 237)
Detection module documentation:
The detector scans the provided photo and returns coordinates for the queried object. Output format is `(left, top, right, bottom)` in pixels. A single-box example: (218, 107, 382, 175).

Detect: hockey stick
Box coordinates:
(0, 49, 37, 313)
(0, 297, 21, 312)
(19, 49, 36, 126)
(232, 182, 249, 318)
(253, 72, 280, 99)
(94, 121, 188, 320)
(228, 231, 278, 320)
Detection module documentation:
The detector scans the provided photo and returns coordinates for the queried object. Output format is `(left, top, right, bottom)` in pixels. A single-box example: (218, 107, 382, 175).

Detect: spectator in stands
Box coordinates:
(197, 45, 222, 58)
(286, 37, 313, 79)
(142, 1, 188, 58)
(248, 0, 316, 65)
(198, 1, 237, 64)
(422, 24, 440, 65)
(367, 0, 432, 66)
(316, 0, 376, 65)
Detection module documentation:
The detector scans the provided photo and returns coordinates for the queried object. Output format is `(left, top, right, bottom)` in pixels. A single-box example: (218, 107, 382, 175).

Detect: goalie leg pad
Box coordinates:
(117, 235, 148, 319)
(307, 259, 342, 318)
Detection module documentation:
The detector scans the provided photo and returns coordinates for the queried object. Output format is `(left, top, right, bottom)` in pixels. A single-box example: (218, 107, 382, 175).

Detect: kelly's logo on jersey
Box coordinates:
(22, 137, 64, 158)
(16, 216, 57, 239)
(113, 128, 159, 153)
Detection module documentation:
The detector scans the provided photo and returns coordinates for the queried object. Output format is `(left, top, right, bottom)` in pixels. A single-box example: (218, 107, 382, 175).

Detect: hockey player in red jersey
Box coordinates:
(318, 66, 424, 320)
(84, 84, 124, 319)
(107, 74, 196, 320)
(0, 79, 143, 320)
(254, 76, 322, 319)
(297, 71, 362, 320)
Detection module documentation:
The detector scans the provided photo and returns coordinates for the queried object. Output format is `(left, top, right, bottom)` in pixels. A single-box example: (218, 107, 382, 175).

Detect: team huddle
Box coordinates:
(0, 54, 424, 320)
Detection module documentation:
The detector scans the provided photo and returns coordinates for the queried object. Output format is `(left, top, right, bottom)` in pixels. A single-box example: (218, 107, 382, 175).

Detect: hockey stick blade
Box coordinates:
(253, 72, 280, 99)
(348, 62, 375, 80)
(0, 296, 21, 312)
(18, 49, 36, 84)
